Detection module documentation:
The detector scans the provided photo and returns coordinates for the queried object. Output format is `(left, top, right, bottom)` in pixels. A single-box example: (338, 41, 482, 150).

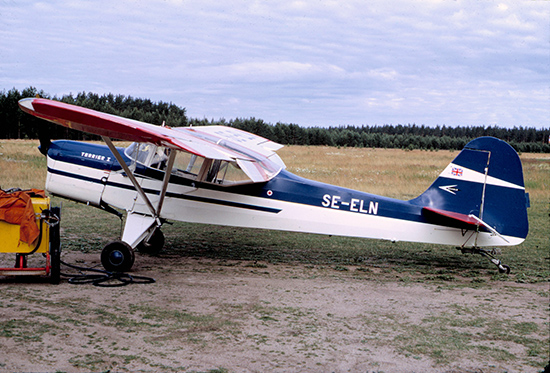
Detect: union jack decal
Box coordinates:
(451, 167, 463, 177)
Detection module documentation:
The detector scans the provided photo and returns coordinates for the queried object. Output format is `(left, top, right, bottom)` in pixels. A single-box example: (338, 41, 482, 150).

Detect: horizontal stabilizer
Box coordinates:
(423, 207, 509, 243)
(422, 207, 483, 230)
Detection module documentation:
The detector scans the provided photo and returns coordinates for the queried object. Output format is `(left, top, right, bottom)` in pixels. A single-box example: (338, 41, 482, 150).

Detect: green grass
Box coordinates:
(145, 211, 547, 284)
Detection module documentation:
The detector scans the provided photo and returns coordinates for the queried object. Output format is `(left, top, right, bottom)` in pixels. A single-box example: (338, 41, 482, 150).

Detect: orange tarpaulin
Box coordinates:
(0, 189, 46, 244)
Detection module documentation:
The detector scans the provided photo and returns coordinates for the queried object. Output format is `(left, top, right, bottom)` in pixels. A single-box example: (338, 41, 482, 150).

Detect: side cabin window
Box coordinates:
(171, 151, 205, 178)
(125, 142, 251, 186)
(202, 159, 250, 185)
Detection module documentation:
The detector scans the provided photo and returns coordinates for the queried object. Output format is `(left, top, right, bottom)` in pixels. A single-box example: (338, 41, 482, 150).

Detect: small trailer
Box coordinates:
(0, 189, 61, 284)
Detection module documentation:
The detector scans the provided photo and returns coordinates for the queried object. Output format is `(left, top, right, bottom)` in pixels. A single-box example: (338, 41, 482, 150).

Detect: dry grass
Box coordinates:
(1, 140, 546, 201)
(279, 146, 457, 199)
(519, 153, 550, 200)
(0, 140, 47, 190)
(279, 145, 549, 200)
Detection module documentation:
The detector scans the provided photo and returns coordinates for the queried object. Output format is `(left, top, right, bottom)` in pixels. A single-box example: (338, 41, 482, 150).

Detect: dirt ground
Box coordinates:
(0, 250, 548, 373)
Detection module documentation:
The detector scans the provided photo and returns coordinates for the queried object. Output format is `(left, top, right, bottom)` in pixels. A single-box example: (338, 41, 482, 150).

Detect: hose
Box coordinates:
(60, 259, 155, 287)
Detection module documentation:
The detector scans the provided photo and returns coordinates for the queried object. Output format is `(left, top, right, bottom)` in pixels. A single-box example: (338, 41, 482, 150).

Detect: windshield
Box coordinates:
(125, 143, 154, 165)
(125, 142, 169, 168)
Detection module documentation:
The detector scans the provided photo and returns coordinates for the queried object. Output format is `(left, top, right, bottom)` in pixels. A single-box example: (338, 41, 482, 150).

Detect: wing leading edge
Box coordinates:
(19, 98, 285, 182)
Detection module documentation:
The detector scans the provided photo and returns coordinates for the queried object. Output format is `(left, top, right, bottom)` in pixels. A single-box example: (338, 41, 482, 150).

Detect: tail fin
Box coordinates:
(411, 137, 529, 245)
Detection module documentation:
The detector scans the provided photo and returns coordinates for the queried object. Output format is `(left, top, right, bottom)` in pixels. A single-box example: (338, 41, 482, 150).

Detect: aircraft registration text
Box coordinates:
(322, 194, 379, 215)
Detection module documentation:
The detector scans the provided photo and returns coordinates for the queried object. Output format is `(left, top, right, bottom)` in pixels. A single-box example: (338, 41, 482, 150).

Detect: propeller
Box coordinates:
(38, 129, 52, 156)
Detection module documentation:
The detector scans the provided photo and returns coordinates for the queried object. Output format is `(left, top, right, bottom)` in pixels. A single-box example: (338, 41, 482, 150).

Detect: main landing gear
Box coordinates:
(458, 247, 511, 274)
(101, 241, 135, 272)
(101, 229, 164, 272)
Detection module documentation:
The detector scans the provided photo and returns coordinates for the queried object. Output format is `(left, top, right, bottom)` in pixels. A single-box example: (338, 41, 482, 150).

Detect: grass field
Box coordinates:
(0, 140, 548, 372)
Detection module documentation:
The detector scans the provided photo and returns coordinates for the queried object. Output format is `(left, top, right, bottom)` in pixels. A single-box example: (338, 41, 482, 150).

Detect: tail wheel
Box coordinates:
(498, 264, 511, 274)
(101, 241, 135, 272)
(137, 229, 164, 255)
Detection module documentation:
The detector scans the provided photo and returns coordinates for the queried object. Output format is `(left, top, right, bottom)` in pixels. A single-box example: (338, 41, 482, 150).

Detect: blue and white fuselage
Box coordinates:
(45, 137, 528, 254)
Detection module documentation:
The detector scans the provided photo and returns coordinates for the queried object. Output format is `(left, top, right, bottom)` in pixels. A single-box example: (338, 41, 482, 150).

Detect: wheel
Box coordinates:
(49, 206, 61, 284)
(101, 241, 135, 272)
(498, 264, 511, 274)
(137, 229, 164, 255)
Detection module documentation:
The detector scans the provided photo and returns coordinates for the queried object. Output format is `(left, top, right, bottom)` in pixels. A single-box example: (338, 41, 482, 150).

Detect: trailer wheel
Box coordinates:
(101, 241, 135, 272)
(49, 206, 61, 284)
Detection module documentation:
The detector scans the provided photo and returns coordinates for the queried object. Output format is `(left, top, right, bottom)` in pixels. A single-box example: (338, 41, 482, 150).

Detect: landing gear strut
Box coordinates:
(458, 247, 511, 274)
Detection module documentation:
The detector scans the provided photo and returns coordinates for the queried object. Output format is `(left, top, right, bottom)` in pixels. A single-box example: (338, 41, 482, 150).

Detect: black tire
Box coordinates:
(137, 229, 164, 255)
(49, 206, 61, 284)
(498, 264, 511, 274)
(101, 241, 135, 272)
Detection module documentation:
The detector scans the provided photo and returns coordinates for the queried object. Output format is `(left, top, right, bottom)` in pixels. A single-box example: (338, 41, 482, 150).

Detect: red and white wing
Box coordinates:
(19, 98, 285, 182)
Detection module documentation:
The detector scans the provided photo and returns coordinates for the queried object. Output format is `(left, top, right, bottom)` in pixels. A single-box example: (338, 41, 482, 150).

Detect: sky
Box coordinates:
(1, 0, 549, 128)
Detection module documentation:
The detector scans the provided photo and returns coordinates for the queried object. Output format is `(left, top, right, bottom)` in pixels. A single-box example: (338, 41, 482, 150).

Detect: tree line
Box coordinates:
(0, 87, 188, 141)
(2, 87, 549, 153)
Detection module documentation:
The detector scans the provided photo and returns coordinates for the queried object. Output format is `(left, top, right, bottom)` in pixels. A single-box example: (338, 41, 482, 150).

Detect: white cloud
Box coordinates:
(1, 0, 548, 127)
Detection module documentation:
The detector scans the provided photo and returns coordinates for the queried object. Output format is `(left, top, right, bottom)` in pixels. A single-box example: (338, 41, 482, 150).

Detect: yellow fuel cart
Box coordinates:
(0, 189, 61, 284)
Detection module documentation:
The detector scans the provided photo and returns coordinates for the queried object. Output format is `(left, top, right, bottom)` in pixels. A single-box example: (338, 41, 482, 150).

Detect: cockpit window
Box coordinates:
(124, 142, 253, 186)
(171, 151, 205, 178)
(125, 143, 169, 169)
(205, 160, 250, 185)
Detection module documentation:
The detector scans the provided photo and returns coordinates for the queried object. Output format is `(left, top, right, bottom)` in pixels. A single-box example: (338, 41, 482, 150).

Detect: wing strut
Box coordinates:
(103, 136, 177, 221)
(103, 137, 180, 249)
(102, 136, 158, 219)
(156, 150, 177, 215)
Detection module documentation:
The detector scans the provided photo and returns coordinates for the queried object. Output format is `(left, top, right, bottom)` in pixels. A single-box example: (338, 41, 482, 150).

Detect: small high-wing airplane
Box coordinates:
(18, 98, 529, 273)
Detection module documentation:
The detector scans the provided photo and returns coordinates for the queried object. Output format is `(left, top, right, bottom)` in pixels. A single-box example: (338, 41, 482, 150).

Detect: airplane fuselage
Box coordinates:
(45, 140, 520, 248)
